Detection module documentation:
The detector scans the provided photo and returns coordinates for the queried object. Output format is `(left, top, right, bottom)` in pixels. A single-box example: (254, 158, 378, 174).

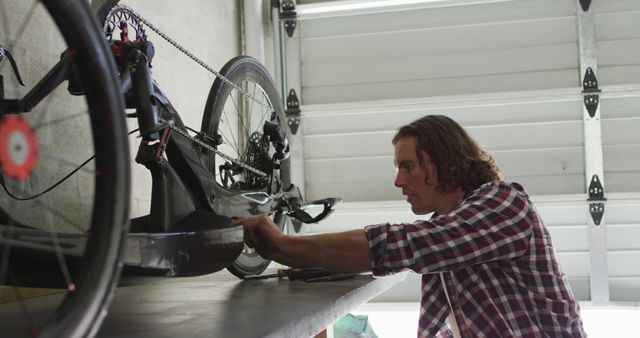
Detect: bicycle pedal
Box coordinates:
(288, 197, 342, 225)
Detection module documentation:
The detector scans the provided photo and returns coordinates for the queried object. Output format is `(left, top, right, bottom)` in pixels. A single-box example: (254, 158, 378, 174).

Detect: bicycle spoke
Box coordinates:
(47, 226, 75, 291)
(31, 199, 87, 234)
(33, 110, 89, 132)
(0, 201, 18, 285)
(38, 152, 95, 175)
(221, 107, 240, 156)
(5, 271, 38, 336)
(0, 202, 38, 337)
(229, 88, 253, 138)
(0, 153, 95, 202)
(225, 93, 244, 148)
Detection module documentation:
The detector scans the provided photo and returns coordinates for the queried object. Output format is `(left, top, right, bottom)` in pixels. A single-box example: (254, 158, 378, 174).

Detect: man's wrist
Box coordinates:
(268, 234, 292, 262)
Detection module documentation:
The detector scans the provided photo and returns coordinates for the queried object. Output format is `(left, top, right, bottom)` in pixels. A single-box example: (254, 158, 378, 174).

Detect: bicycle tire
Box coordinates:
(201, 56, 290, 278)
(0, 0, 129, 337)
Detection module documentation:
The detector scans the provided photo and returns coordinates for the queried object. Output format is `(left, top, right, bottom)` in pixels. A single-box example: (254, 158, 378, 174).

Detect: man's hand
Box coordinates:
(235, 215, 284, 260)
(235, 215, 371, 273)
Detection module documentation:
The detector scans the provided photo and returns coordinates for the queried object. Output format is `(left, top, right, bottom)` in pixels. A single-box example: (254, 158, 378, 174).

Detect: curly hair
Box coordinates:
(392, 115, 502, 193)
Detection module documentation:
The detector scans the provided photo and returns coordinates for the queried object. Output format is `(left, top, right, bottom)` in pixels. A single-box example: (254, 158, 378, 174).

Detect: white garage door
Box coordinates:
(274, 0, 640, 302)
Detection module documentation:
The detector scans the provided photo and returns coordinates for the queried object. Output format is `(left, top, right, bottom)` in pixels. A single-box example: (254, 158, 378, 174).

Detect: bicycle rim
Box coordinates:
(0, 0, 129, 337)
(201, 56, 290, 277)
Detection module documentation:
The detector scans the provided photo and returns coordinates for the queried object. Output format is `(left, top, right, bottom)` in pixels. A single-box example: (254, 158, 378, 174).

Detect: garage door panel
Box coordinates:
(302, 18, 575, 64)
(594, 0, 640, 14)
(494, 148, 584, 177)
(503, 174, 584, 195)
(302, 44, 578, 88)
(602, 118, 640, 146)
(307, 180, 402, 203)
(598, 39, 640, 71)
(305, 131, 394, 159)
(303, 98, 582, 135)
(610, 278, 640, 301)
(600, 96, 640, 119)
(546, 226, 589, 252)
(608, 224, 640, 251)
(301, 0, 573, 39)
(308, 173, 585, 201)
(556, 252, 589, 277)
(604, 172, 640, 193)
(603, 144, 640, 172)
(305, 157, 395, 183)
(596, 10, 640, 40)
(470, 122, 583, 152)
(302, 69, 578, 104)
(599, 64, 640, 86)
(305, 122, 583, 159)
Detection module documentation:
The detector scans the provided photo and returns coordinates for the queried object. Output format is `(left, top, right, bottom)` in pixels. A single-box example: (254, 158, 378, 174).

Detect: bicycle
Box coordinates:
(1, 0, 337, 337)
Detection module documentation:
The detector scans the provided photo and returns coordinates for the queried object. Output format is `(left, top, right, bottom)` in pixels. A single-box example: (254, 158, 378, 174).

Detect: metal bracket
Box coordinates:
(285, 89, 301, 134)
(279, 0, 297, 38)
(589, 203, 605, 226)
(579, 0, 592, 11)
(587, 174, 607, 225)
(582, 67, 601, 118)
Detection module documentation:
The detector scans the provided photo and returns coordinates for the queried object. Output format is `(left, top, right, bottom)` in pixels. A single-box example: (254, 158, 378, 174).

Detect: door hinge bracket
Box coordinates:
(285, 89, 301, 134)
(587, 174, 607, 225)
(279, 0, 297, 37)
(582, 67, 601, 118)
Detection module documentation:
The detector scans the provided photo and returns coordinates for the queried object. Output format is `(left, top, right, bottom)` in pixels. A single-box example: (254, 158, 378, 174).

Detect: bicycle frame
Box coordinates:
(1, 1, 339, 278)
(118, 41, 278, 233)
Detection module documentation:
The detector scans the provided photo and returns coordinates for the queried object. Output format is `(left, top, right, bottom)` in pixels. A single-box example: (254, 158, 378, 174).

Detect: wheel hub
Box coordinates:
(0, 115, 38, 181)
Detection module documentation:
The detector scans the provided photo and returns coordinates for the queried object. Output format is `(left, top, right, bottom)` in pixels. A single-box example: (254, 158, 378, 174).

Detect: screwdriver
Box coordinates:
(243, 267, 334, 281)
(304, 274, 357, 283)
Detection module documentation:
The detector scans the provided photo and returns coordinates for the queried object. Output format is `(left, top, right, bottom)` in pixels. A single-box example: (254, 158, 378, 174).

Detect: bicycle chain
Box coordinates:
(107, 5, 270, 178)
(167, 122, 268, 178)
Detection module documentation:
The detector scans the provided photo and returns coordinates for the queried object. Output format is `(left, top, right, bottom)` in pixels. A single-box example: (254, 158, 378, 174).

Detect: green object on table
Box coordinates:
(333, 313, 378, 338)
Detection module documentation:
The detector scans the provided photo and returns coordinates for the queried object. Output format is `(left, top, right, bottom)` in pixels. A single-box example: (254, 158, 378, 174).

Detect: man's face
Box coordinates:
(393, 137, 438, 214)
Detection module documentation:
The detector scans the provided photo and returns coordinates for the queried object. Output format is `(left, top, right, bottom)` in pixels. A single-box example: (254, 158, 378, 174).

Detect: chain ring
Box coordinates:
(103, 8, 147, 42)
(0, 115, 39, 181)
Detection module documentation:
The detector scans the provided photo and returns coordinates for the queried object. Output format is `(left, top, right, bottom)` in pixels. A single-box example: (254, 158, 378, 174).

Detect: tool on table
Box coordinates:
(243, 267, 349, 282)
(304, 274, 357, 283)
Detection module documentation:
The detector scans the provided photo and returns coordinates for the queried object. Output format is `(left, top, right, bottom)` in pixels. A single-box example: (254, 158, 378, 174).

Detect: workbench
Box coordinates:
(96, 269, 407, 338)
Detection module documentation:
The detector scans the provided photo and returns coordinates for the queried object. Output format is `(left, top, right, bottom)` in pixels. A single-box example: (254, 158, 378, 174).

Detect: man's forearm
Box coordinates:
(272, 229, 372, 274)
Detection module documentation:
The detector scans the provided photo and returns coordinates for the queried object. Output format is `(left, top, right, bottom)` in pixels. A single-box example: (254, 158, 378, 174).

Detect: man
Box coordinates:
(239, 115, 586, 337)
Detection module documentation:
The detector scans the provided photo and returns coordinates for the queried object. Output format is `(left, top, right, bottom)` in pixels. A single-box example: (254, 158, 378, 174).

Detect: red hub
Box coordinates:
(0, 115, 38, 181)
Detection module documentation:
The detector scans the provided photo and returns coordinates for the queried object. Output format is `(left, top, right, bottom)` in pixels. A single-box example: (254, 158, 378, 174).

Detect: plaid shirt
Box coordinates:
(364, 181, 586, 338)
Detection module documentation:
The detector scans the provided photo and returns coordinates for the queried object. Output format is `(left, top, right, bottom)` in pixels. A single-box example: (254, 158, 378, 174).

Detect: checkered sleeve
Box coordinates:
(364, 182, 534, 275)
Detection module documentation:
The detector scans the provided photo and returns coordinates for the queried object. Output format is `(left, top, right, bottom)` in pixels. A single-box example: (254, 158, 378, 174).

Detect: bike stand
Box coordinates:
(122, 210, 244, 277)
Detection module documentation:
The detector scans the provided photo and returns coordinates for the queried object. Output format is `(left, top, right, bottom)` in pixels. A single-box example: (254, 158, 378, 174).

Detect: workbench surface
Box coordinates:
(96, 269, 406, 338)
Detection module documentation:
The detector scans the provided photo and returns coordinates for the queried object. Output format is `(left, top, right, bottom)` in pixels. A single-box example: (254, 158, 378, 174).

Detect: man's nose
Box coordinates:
(394, 171, 405, 188)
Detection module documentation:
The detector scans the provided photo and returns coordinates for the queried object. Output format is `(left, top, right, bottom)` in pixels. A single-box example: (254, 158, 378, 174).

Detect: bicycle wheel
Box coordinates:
(201, 56, 290, 278)
(0, 0, 129, 337)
